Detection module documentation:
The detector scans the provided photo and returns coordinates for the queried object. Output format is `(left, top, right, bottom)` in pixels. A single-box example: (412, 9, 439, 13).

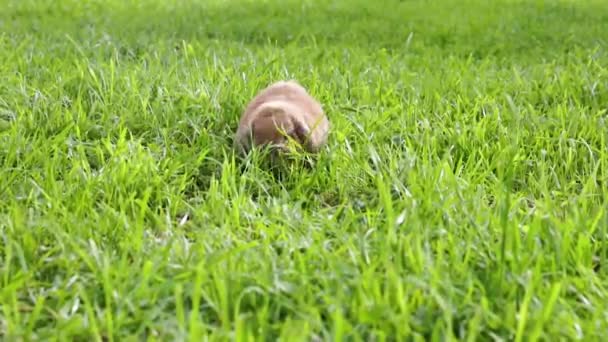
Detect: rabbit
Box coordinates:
(235, 80, 330, 156)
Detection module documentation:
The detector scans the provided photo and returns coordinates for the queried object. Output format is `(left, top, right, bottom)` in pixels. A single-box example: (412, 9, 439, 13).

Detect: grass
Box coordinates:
(1, 0, 607, 339)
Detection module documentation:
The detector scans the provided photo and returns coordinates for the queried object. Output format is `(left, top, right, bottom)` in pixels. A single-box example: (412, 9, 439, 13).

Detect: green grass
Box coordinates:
(1, 0, 607, 340)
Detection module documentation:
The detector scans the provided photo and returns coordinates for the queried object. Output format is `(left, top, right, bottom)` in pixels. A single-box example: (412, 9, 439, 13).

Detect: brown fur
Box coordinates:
(235, 80, 330, 155)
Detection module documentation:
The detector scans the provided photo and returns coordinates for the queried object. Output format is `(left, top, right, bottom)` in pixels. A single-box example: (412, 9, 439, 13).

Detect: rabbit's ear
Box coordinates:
(290, 114, 311, 147)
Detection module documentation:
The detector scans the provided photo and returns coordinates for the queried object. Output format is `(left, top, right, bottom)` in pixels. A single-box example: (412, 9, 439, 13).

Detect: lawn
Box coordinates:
(1, 0, 607, 340)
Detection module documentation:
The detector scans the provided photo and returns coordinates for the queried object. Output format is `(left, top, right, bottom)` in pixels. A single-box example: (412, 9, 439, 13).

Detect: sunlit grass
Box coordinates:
(0, 0, 607, 340)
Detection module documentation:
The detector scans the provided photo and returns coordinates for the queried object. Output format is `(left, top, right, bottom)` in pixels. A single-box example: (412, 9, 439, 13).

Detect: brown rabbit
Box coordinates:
(235, 80, 330, 155)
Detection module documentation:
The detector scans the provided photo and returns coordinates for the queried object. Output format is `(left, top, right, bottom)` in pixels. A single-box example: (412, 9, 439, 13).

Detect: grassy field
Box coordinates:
(1, 0, 607, 340)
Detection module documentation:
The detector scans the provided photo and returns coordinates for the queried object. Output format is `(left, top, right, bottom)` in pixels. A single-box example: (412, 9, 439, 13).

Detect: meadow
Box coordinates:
(1, 0, 607, 340)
